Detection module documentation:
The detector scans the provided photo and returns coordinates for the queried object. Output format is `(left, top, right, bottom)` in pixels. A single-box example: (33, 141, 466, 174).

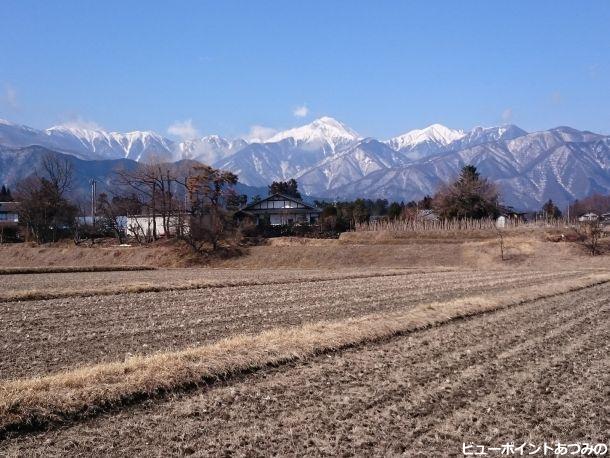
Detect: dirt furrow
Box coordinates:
(2, 279, 608, 456)
(0, 270, 576, 380)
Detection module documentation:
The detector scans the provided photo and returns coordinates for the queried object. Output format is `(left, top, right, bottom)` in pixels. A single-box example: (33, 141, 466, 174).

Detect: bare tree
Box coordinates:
(15, 154, 77, 243)
(114, 161, 177, 240)
(576, 220, 604, 255)
(96, 193, 127, 244)
(41, 154, 74, 195)
(185, 164, 238, 252)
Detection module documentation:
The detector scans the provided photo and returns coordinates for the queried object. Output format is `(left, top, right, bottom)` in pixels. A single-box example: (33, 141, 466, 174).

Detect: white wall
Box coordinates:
(126, 216, 185, 238)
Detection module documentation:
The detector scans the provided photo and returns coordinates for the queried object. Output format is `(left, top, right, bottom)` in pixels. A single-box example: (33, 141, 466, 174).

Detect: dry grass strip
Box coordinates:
(0, 266, 156, 276)
(1, 273, 608, 438)
(0, 269, 451, 303)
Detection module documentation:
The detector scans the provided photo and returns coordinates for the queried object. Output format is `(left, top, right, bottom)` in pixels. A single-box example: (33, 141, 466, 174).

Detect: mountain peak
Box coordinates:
(386, 124, 465, 155)
(47, 124, 105, 134)
(266, 116, 359, 148)
(399, 124, 465, 145)
(311, 116, 348, 128)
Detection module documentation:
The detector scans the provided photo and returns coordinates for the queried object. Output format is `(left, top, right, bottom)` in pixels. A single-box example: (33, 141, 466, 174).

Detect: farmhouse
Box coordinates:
(578, 212, 599, 222)
(0, 202, 19, 227)
(235, 193, 322, 226)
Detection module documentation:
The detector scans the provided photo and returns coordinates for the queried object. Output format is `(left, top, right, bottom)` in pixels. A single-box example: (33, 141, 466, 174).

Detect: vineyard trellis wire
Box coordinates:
(354, 217, 569, 233)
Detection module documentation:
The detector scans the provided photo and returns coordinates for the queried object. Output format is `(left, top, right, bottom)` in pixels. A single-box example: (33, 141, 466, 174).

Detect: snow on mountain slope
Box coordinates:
(447, 124, 527, 151)
(214, 138, 332, 188)
(385, 124, 465, 159)
(266, 116, 359, 153)
(2, 116, 610, 209)
(296, 139, 409, 195)
(0, 120, 176, 161)
(0, 119, 52, 150)
(326, 127, 610, 208)
(45, 125, 176, 161)
(178, 135, 247, 164)
(213, 117, 362, 187)
(0, 120, 247, 163)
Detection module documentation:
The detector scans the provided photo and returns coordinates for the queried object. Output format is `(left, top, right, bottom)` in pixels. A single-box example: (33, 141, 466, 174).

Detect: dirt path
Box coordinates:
(0, 269, 580, 380)
(2, 282, 608, 456)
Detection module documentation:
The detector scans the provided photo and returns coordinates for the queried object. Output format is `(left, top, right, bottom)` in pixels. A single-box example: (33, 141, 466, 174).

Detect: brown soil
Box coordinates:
(0, 268, 582, 380)
(3, 282, 607, 456)
(0, 267, 424, 302)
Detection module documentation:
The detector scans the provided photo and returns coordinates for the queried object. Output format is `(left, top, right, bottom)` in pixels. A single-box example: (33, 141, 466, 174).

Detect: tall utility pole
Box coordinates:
(90, 179, 97, 227)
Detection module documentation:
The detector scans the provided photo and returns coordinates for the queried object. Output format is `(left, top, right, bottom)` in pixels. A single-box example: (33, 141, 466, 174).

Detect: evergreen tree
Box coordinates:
(268, 179, 301, 198)
(541, 199, 562, 219)
(433, 165, 500, 219)
(388, 202, 402, 219)
(0, 185, 13, 201)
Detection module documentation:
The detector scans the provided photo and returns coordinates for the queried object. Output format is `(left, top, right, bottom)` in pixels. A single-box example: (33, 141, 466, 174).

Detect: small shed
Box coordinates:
(235, 193, 321, 226)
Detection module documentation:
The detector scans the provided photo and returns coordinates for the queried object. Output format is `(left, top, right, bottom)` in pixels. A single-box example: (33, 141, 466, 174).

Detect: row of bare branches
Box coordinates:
(10, 154, 241, 252)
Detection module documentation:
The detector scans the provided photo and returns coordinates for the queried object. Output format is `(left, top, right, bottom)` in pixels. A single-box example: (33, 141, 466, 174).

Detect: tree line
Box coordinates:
(7, 154, 241, 252)
(314, 165, 503, 230)
(3, 157, 604, 247)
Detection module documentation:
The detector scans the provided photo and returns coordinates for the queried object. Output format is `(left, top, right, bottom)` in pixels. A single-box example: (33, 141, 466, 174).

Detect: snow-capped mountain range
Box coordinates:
(1, 117, 609, 209)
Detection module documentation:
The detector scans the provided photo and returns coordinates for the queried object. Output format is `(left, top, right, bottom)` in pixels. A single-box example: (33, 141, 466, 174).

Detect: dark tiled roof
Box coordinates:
(240, 193, 320, 212)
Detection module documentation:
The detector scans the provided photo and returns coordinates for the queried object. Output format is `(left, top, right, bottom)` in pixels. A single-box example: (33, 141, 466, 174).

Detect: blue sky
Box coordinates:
(1, 1, 609, 139)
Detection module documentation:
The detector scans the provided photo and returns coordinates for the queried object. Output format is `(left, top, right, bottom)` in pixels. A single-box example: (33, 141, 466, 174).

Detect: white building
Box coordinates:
(578, 213, 599, 222)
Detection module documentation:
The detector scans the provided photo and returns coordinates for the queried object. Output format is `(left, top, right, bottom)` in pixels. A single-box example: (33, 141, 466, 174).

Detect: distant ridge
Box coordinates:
(1, 117, 610, 209)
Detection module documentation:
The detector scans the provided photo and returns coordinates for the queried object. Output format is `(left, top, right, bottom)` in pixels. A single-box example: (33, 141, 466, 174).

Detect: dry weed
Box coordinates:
(0, 266, 155, 276)
(1, 272, 608, 437)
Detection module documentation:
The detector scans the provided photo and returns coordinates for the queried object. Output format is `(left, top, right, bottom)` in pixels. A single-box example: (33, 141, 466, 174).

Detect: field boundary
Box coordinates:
(0, 268, 455, 303)
(1, 273, 608, 439)
(0, 266, 157, 276)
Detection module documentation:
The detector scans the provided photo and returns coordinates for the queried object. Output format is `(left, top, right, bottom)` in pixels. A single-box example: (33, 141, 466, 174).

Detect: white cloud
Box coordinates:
(293, 104, 309, 118)
(501, 108, 513, 122)
(551, 91, 562, 104)
(60, 117, 104, 131)
(167, 119, 200, 140)
(245, 125, 277, 143)
(3, 84, 19, 110)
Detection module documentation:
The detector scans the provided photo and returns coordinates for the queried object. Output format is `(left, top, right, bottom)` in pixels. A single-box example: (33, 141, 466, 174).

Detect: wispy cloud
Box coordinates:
(551, 91, 562, 105)
(59, 117, 104, 131)
(167, 119, 200, 140)
(3, 84, 19, 110)
(245, 125, 277, 143)
(293, 104, 309, 118)
(501, 108, 513, 123)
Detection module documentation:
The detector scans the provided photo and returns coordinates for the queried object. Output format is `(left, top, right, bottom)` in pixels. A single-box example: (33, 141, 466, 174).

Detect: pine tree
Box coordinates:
(433, 165, 500, 219)
(0, 185, 13, 201)
(268, 179, 301, 198)
(541, 199, 562, 219)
